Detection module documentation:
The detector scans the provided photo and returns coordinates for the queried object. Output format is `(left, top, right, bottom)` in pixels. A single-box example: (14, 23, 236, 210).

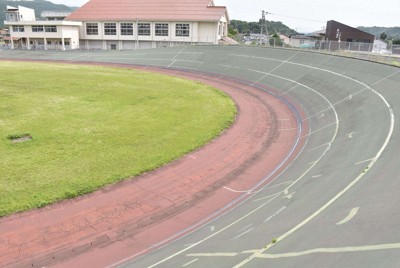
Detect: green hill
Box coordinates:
(230, 19, 298, 36)
(0, 0, 74, 28)
(357, 26, 400, 39)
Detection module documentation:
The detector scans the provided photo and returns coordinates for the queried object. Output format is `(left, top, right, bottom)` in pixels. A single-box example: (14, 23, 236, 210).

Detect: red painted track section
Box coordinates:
(0, 64, 307, 267)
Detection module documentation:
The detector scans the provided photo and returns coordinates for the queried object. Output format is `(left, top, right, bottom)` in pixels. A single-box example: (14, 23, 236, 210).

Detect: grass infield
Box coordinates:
(0, 61, 236, 217)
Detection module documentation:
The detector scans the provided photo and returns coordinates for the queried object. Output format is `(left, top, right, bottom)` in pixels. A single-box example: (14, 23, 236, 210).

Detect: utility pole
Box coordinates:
(260, 10, 270, 46)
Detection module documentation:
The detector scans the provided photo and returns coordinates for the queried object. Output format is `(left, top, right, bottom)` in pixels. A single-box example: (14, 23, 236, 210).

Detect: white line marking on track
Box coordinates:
(266, 180, 293, 189)
(256, 242, 400, 259)
(187, 253, 238, 257)
(347, 132, 354, 138)
(182, 258, 198, 267)
(219, 64, 241, 69)
(279, 127, 298, 131)
(283, 192, 295, 199)
(252, 192, 282, 202)
(354, 158, 374, 165)
(232, 228, 254, 240)
(210, 226, 215, 232)
(167, 47, 187, 67)
(251, 51, 300, 85)
(300, 121, 339, 139)
(278, 84, 298, 96)
(336, 207, 359, 225)
(312, 175, 322, 178)
(146, 194, 281, 268)
(241, 250, 259, 254)
(264, 206, 286, 223)
(237, 224, 253, 232)
(67, 52, 90, 61)
(308, 142, 331, 152)
(223, 186, 252, 194)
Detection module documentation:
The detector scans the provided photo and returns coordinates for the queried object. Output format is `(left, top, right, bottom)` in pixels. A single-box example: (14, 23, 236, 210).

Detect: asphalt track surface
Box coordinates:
(1, 46, 400, 268)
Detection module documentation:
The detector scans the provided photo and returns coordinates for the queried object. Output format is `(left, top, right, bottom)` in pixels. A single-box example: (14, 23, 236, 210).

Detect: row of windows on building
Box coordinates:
(12, 25, 57, 33)
(86, 23, 190, 37)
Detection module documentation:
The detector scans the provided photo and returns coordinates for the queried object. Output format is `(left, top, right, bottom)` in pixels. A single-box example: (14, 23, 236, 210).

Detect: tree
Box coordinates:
(380, 32, 387, 40)
(228, 26, 238, 38)
(270, 34, 283, 47)
(392, 38, 400, 45)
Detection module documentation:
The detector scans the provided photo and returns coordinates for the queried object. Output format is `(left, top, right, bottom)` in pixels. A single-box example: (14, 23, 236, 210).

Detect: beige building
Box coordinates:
(4, 0, 229, 50)
(4, 6, 81, 50)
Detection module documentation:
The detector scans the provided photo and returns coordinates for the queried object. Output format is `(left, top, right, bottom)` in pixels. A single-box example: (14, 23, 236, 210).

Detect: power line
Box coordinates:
(270, 12, 326, 23)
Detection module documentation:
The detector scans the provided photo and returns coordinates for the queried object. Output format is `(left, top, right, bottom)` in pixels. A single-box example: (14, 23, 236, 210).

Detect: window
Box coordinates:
(47, 41, 51, 45)
(155, 23, 168, 36)
(138, 23, 151, 36)
(176, 24, 190, 37)
(32, 25, 44, 32)
(104, 23, 116, 35)
(12, 25, 24, 32)
(45, 25, 57, 32)
(121, 23, 133, 35)
(86, 23, 98, 35)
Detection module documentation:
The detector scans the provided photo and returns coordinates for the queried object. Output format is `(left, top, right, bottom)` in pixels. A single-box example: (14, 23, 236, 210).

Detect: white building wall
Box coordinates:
(198, 22, 218, 44)
(6, 21, 82, 50)
(17, 6, 36, 21)
(79, 20, 220, 48)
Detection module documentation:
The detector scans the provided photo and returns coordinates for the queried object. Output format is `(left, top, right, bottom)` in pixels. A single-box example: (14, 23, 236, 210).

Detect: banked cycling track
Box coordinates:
(1, 46, 400, 268)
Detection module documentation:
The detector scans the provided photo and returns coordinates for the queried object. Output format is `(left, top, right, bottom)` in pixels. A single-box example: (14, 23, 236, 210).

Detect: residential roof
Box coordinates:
(3, 36, 21, 41)
(67, 0, 228, 22)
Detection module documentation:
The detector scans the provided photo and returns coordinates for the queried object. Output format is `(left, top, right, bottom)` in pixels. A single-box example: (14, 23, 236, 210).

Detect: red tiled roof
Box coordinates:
(67, 0, 227, 22)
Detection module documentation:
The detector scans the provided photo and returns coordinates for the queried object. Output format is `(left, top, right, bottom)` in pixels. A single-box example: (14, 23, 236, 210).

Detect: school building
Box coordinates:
(4, 0, 229, 50)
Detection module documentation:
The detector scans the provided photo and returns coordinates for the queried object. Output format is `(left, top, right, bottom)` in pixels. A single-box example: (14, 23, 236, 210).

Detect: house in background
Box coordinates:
(4, 0, 230, 50)
(242, 33, 267, 45)
(0, 28, 9, 44)
(322, 20, 375, 51)
(278, 33, 290, 46)
(289, 29, 325, 48)
(325, 20, 374, 43)
(372, 38, 389, 54)
(289, 34, 314, 48)
(307, 29, 325, 40)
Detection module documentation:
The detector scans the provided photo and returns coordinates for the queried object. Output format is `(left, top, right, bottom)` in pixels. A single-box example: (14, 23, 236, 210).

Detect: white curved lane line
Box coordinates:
(336, 207, 360, 225)
(256, 242, 400, 259)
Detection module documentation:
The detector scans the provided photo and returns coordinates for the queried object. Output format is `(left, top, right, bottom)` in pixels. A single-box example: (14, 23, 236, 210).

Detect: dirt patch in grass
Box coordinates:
(7, 133, 32, 143)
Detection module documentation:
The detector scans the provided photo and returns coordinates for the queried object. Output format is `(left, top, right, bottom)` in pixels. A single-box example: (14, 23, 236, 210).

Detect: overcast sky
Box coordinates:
(51, 0, 399, 33)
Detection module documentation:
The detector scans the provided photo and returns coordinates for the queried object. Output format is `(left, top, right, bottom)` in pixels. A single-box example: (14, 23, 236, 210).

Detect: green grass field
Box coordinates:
(0, 61, 236, 217)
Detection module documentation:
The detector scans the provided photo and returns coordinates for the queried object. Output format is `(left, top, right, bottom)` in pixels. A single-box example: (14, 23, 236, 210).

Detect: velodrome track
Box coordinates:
(1, 46, 400, 267)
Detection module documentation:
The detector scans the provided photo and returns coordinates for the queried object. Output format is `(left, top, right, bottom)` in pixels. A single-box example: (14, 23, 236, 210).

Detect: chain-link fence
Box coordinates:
(253, 38, 400, 67)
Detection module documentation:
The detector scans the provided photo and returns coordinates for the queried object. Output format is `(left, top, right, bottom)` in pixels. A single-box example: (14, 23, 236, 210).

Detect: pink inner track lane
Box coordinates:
(0, 63, 308, 268)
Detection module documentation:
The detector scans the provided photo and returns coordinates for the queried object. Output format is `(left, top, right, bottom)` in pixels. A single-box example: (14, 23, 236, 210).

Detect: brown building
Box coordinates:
(325, 20, 374, 43)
